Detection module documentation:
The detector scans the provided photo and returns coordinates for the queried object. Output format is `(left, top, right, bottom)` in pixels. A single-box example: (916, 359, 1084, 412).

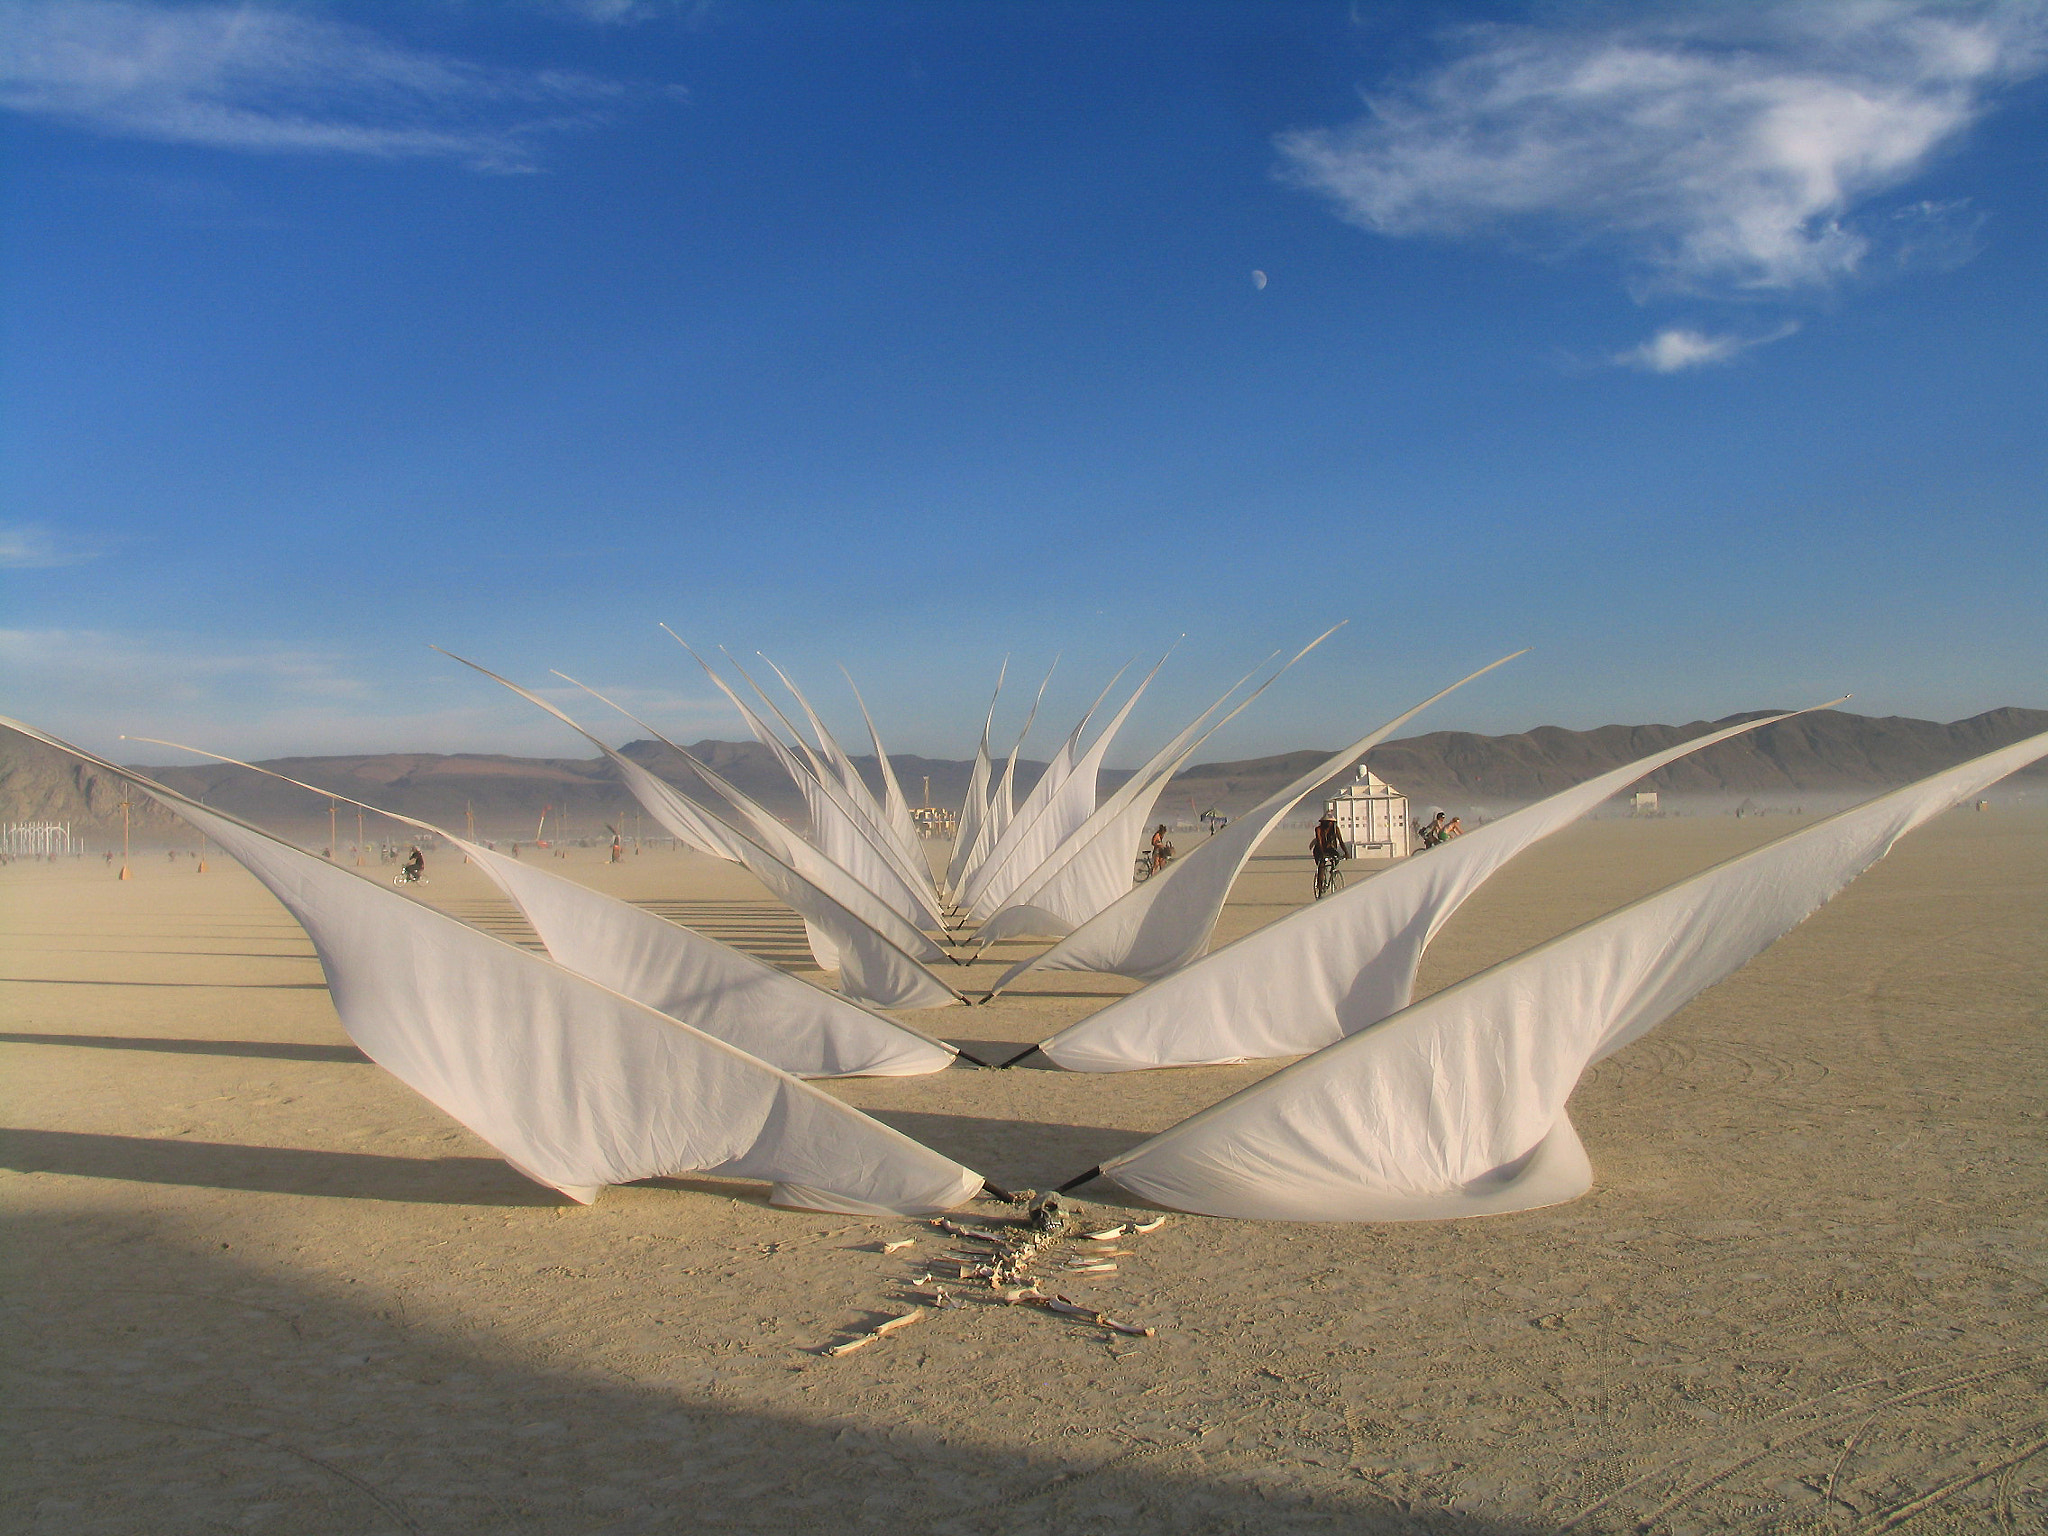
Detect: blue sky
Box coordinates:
(3, 0, 2044, 763)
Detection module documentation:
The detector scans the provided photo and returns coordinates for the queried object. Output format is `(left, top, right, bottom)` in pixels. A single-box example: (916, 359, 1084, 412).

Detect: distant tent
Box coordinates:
(126, 738, 961, 1079)
(1079, 728, 2048, 1220)
(986, 651, 1522, 996)
(1033, 703, 1833, 1071)
(4, 718, 984, 1215)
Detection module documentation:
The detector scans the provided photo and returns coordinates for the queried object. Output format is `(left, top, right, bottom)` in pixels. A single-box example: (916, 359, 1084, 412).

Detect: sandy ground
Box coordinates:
(4, 809, 2045, 1535)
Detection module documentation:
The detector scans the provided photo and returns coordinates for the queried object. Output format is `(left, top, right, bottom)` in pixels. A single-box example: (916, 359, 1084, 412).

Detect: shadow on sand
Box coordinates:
(0, 1129, 564, 1207)
(1, 1032, 368, 1064)
(6, 1207, 1550, 1534)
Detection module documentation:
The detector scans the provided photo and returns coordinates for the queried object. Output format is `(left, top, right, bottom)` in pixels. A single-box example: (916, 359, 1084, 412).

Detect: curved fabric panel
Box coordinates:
(989, 652, 1524, 993)
(1038, 705, 1829, 1072)
(976, 656, 1059, 878)
(463, 843, 957, 1076)
(842, 668, 927, 874)
(686, 645, 944, 928)
(946, 663, 1005, 896)
(4, 719, 983, 1214)
(758, 655, 938, 902)
(1095, 729, 2048, 1220)
(984, 626, 1343, 930)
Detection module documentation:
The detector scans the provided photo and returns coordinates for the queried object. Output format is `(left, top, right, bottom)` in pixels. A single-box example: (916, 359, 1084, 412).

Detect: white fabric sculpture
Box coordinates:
(443, 654, 965, 1008)
(687, 646, 947, 929)
(946, 663, 1004, 897)
(988, 651, 1524, 995)
(755, 654, 941, 907)
(955, 658, 1155, 918)
(1080, 728, 2048, 1220)
(5, 719, 983, 1214)
(976, 625, 1343, 936)
(1034, 704, 1831, 1071)
(842, 668, 927, 875)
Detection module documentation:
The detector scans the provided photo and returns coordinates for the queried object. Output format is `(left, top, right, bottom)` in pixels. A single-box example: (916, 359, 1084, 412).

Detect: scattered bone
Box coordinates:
(1080, 1225, 1127, 1242)
(825, 1308, 927, 1356)
(1065, 1261, 1118, 1275)
(935, 1220, 1007, 1244)
(1026, 1294, 1156, 1337)
(1131, 1217, 1167, 1234)
(881, 1238, 916, 1254)
(999, 1286, 1045, 1305)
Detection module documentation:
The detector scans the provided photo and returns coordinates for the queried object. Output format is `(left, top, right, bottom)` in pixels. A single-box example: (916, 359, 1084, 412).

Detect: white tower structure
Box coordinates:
(1325, 766, 1408, 859)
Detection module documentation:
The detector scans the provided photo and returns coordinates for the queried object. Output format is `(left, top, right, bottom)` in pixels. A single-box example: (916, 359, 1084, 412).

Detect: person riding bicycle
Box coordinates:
(401, 845, 425, 884)
(1310, 813, 1346, 892)
(1149, 824, 1175, 874)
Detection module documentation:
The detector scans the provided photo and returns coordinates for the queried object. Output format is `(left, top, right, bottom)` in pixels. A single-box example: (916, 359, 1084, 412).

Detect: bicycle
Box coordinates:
(1313, 859, 1345, 900)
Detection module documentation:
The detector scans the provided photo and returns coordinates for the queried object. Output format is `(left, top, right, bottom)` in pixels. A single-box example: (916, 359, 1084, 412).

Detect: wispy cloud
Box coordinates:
(0, 0, 636, 171)
(0, 524, 108, 568)
(1279, 2, 2047, 294)
(0, 627, 737, 758)
(1613, 323, 1802, 373)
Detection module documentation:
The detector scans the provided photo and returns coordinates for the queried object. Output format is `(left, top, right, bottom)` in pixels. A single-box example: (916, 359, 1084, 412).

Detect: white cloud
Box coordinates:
(1279, 2, 2048, 293)
(1613, 323, 1801, 372)
(0, 0, 633, 171)
(0, 524, 106, 568)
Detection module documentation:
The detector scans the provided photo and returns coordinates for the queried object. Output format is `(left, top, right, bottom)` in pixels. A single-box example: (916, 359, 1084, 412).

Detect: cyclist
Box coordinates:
(1310, 813, 1346, 897)
(400, 845, 425, 884)
(1149, 824, 1175, 875)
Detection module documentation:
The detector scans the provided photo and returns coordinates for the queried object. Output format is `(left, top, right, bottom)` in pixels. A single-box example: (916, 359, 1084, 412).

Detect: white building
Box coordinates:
(1326, 766, 1409, 859)
(1632, 790, 1659, 816)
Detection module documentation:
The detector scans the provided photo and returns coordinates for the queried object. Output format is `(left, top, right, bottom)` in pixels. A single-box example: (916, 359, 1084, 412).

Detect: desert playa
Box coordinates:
(4, 809, 2043, 1534)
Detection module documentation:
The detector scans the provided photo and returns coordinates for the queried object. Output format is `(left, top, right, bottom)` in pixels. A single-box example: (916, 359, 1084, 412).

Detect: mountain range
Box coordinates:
(3, 706, 2042, 845)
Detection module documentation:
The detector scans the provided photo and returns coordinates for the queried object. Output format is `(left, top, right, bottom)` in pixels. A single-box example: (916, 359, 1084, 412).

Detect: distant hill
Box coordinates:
(3, 706, 2041, 845)
(1184, 706, 2048, 815)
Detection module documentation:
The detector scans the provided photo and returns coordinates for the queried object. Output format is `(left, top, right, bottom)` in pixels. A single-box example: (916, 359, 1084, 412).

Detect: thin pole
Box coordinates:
(356, 809, 366, 866)
(119, 798, 131, 880)
(329, 799, 338, 860)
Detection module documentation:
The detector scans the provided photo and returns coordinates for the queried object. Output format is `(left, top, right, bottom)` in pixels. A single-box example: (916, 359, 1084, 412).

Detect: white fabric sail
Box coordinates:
(1090, 728, 2048, 1221)
(441, 654, 965, 1008)
(556, 672, 951, 965)
(6, 719, 982, 1214)
(841, 668, 926, 875)
(978, 657, 1058, 864)
(978, 625, 1343, 933)
(759, 654, 931, 891)
(681, 641, 945, 928)
(1037, 704, 1830, 1071)
(125, 738, 960, 1078)
(946, 663, 1005, 896)
(955, 658, 1154, 918)
(989, 651, 1525, 995)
